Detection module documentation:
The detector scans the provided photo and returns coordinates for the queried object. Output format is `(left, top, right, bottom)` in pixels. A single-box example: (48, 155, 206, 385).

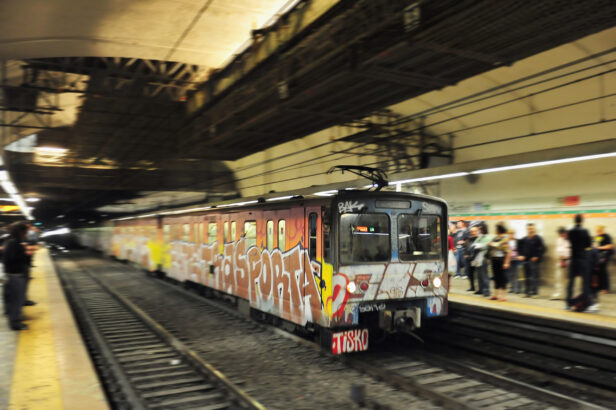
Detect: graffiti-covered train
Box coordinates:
(79, 191, 449, 354)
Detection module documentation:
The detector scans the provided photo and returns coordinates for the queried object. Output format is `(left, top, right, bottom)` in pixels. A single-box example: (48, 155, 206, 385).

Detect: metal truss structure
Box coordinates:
(183, 0, 616, 160)
(0, 0, 614, 221)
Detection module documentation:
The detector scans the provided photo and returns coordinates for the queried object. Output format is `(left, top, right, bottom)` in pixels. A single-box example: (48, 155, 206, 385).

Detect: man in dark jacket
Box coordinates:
(3, 222, 31, 330)
(567, 214, 592, 310)
(518, 223, 545, 297)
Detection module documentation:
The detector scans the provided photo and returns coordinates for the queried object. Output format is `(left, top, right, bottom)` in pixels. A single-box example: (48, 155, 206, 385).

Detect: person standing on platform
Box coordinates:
(464, 226, 479, 292)
(453, 221, 469, 279)
(3, 222, 33, 331)
(552, 227, 571, 300)
(448, 223, 456, 276)
(506, 230, 521, 294)
(489, 223, 511, 301)
(594, 225, 613, 294)
(23, 222, 38, 306)
(474, 224, 492, 297)
(518, 223, 545, 298)
(567, 214, 592, 311)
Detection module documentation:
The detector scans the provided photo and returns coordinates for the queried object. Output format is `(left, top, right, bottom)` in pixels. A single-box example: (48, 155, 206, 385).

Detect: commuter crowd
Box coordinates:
(1, 221, 39, 331)
(449, 215, 613, 312)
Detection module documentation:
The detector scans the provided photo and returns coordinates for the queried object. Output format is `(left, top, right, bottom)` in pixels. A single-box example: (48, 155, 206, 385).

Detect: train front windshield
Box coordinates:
(337, 197, 446, 264)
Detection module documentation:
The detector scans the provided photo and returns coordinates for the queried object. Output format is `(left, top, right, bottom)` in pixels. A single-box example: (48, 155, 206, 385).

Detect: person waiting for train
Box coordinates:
(506, 230, 521, 294)
(551, 227, 571, 300)
(3, 222, 34, 331)
(593, 225, 613, 295)
(452, 221, 468, 279)
(518, 223, 545, 298)
(464, 226, 479, 292)
(567, 214, 592, 311)
(489, 223, 511, 301)
(474, 224, 492, 297)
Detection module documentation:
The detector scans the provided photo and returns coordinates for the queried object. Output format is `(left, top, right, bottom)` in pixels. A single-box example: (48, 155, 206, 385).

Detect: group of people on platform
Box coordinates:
(448, 215, 613, 312)
(1, 221, 39, 331)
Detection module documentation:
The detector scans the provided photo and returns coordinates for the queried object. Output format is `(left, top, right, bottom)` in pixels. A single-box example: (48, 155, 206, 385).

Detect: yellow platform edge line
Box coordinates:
(450, 293, 616, 329)
(10, 251, 63, 409)
(44, 250, 109, 409)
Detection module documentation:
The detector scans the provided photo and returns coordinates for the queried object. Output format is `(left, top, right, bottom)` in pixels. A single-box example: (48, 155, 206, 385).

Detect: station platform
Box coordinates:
(449, 274, 616, 330)
(1, 248, 108, 409)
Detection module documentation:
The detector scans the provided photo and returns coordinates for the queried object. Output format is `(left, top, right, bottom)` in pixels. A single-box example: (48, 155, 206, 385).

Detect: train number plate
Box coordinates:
(331, 329, 369, 354)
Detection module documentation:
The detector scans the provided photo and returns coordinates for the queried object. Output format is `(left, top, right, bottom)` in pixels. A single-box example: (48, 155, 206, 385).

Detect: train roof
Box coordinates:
(114, 188, 447, 221)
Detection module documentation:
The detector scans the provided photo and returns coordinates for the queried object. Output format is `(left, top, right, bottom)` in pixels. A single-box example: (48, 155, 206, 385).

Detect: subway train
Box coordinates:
(78, 190, 449, 354)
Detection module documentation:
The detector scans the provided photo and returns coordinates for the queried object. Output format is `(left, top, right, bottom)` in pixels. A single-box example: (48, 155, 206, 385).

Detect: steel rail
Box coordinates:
(55, 258, 266, 410)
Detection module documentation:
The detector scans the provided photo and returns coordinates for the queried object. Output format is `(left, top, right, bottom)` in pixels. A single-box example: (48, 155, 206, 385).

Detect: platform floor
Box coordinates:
(449, 273, 616, 330)
(1, 248, 108, 409)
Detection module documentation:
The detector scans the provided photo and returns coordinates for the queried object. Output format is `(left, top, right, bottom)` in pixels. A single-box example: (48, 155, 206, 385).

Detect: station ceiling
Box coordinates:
(0, 0, 615, 223)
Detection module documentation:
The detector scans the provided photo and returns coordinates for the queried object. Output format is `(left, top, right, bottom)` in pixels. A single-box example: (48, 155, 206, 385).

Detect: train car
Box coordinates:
(104, 190, 449, 354)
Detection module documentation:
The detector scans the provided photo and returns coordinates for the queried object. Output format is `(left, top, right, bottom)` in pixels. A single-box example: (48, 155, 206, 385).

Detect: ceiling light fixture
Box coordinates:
(471, 152, 616, 174)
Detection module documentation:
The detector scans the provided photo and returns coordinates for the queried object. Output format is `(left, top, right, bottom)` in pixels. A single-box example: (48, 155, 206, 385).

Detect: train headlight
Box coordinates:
(432, 276, 442, 289)
(347, 281, 357, 293)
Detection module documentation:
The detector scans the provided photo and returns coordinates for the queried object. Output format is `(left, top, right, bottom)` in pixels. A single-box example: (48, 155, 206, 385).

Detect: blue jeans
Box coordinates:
(524, 261, 539, 295)
(507, 260, 521, 293)
(455, 249, 466, 277)
(478, 262, 490, 296)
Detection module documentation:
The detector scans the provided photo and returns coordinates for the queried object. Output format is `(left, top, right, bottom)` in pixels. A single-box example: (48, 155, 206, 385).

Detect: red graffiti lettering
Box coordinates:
(331, 329, 369, 354)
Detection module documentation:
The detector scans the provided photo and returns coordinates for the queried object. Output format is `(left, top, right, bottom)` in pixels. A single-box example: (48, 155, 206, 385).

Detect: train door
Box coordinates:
(304, 206, 324, 325)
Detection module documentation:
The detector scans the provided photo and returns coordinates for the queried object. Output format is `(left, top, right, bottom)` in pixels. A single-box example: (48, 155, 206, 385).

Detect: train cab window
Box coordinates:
(398, 214, 442, 261)
(244, 221, 257, 248)
(224, 222, 229, 242)
(231, 221, 237, 242)
(340, 213, 390, 264)
(266, 220, 274, 250)
(183, 224, 190, 242)
(208, 223, 217, 245)
(308, 213, 318, 259)
(278, 220, 286, 251)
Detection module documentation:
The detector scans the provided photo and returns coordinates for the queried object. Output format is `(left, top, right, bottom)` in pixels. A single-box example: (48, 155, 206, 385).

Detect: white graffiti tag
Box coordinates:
(338, 200, 365, 213)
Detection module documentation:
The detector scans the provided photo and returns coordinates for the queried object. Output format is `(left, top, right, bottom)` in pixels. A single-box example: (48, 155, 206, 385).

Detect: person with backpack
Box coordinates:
(464, 226, 479, 292)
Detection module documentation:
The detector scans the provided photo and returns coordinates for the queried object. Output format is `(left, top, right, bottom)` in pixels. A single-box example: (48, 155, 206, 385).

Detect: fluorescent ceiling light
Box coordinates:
(472, 152, 616, 174)
(390, 172, 469, 185)
(314, 190, 337, 197)
(266, 196, 293, 201)
(26, 197, 40, 202)
(1, 181, 18, 195)
(36, 146, 68, 154)
(41, 227, 70, 238)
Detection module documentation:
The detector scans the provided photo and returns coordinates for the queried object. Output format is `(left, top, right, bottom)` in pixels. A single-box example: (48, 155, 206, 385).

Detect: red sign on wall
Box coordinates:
(563, 196, 580, 206)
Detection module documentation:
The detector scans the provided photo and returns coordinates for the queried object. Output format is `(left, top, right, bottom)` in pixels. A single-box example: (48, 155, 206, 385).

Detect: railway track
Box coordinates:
(55, 252, 614, 409)
(428, 303, 616, 392)
(56, 258, 264, 410)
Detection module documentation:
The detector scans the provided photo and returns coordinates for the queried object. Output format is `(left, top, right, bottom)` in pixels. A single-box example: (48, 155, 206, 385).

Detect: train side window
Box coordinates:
(224, 222, 229, 242)
(244, 221, 257, 248)
(266, 220, 274, 250)
(398, 214, 441, 261)
(231, 221, 237, 242)
(183, 224, 190, 242)
(208, 223, 217, 245)
(278, 220, 286, 251)
(308, 213, 318, 260)
(163, 225, 170, 242)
